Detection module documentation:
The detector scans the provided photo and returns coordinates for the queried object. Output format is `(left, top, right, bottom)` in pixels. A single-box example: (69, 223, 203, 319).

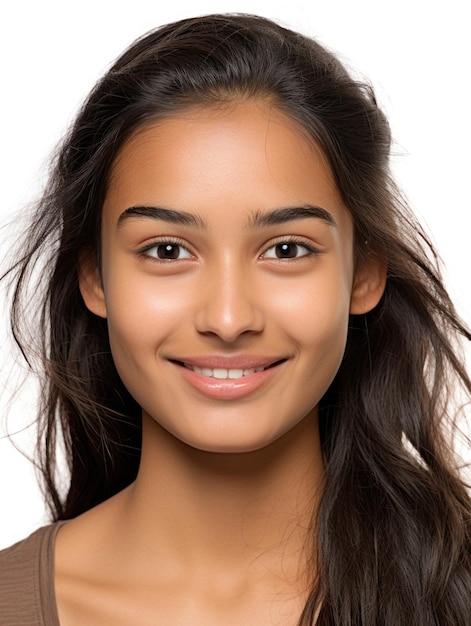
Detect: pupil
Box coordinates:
(277, 243, 297, 258)
(158, 244, 179, 259)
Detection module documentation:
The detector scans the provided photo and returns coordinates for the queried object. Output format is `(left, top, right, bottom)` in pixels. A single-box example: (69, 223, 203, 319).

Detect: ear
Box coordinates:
(78, 250, 107, 319)
(349, 256, 387, 315)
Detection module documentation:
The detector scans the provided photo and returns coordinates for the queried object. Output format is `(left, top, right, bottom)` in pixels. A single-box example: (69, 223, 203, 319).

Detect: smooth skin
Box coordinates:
(55, 100, 386, 625)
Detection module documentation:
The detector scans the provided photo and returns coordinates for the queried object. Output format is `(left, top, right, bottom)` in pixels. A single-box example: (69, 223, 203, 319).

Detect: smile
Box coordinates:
(171, 358, 286, 400)
(183, 365, 266, 379)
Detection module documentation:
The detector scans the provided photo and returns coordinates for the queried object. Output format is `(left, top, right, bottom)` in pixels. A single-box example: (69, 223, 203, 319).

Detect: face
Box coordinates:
(80, 100, 383, 453)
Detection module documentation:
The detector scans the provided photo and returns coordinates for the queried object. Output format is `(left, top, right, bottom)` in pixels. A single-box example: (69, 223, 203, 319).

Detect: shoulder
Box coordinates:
(0, 523, 63, 625)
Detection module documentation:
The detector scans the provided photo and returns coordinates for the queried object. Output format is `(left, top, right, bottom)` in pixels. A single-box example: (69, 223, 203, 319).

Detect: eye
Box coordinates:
(262, 241, 315, 259)
(141, 241, 193, 261)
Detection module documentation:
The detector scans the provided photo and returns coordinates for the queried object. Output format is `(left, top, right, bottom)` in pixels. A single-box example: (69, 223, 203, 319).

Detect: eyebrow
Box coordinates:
(118, 206, 204, 228)
(248, 205, 337, 228)
(117, 204, 336, 229)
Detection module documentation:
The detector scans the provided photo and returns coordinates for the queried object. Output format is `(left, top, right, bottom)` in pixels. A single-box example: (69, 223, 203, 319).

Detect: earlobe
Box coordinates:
(78, 251, 107, 319)
(349, 257, 387, 315)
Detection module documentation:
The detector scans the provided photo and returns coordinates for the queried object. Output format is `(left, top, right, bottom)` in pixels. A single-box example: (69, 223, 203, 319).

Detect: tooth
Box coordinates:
(188, 365, 269, 379)
(213, 368, 228, 379)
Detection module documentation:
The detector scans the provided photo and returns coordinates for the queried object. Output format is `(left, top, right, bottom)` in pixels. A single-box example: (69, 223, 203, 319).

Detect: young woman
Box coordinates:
(1, 13, 470, 625)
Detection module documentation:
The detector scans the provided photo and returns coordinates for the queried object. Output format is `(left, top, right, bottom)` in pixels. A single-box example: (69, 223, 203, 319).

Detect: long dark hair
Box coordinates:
(4, 14, 471, 624)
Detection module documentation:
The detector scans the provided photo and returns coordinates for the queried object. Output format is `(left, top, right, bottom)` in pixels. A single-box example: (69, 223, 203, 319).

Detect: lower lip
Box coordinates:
(173, 362, 284, 400)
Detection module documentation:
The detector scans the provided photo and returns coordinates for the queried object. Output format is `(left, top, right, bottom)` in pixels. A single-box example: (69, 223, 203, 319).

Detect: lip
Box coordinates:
(169, 356, 286, 400)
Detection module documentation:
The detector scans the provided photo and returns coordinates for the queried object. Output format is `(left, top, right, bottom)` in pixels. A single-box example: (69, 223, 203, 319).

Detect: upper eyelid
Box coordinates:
(136, 235, 320, 257)
(138, 236, 191, 251)
(261, 235, 320, 252)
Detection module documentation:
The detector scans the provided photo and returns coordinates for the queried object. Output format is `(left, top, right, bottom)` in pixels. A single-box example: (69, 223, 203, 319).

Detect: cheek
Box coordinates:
(302, 302, 349, 378)
(272, 266, 352, 383)
(103, 273, 189, 376)
(269, 263, 352, 335)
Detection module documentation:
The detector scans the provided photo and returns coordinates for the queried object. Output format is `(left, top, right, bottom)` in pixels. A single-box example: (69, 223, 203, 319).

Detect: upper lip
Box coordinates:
(170, 356, 286, 369)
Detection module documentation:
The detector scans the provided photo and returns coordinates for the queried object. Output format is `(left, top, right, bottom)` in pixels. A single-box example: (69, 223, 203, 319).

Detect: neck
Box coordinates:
(120, 411, 323, 583)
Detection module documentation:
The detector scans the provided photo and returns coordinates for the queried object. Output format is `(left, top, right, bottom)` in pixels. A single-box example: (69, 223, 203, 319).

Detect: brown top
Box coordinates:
(0, 523, 63, 625)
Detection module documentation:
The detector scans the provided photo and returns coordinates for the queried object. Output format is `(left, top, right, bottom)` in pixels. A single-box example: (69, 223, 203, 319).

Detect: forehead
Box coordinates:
(104, 100, 350, 229)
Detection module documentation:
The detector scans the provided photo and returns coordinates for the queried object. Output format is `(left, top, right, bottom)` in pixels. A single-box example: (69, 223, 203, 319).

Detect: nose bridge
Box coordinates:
(195, 253, 263, 341)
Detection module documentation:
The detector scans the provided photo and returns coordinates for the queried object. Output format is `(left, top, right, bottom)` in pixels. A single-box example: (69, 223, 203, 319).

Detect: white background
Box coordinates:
(1, 0, 470, 549)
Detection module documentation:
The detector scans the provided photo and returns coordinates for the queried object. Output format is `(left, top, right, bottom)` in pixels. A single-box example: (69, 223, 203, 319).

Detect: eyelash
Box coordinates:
(137, 236, 320, 263)
(137, 237, 193, 262)
(260, 237, 320, 261)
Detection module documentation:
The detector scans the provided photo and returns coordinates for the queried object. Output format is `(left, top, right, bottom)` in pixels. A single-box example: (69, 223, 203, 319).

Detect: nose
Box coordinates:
(194, 261, 264, 342)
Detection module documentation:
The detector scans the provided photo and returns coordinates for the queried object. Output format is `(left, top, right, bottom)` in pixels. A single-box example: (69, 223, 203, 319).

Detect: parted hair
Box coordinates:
(4, 14, 471, 625)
